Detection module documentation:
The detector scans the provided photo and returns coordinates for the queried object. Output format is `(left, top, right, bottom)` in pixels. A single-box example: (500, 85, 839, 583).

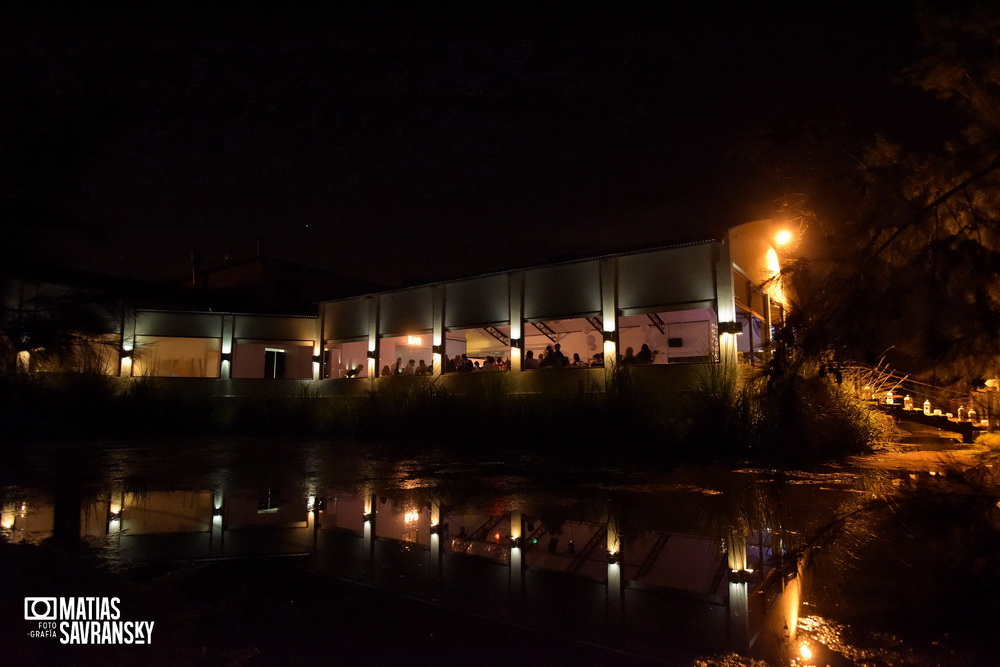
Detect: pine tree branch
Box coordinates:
(871, 152, 1000, 258)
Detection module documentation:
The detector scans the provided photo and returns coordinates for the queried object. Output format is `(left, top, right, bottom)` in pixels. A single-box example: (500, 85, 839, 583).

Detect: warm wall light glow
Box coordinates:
(603, 340, 616, 367)
(404, 510, 420, 524)
(764, 247, 786, 304)
(1, 504, 14, 530)
(774, 229, 793, 246)
(407, 335, 422, 346)
(16, 350, 30, 372)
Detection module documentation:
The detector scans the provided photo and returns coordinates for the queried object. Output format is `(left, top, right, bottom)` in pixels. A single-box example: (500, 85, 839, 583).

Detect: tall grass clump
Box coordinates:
(682, 363, 759, 457)
(356, 376, 453, 440)
(681, 358, 891, 462)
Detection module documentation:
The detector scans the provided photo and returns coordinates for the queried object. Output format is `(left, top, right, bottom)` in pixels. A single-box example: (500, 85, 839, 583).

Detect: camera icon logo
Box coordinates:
(24, 597, 57, 621)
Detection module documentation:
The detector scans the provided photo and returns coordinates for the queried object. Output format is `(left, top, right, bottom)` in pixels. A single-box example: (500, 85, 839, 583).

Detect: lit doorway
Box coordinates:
(264, 348, 287, 379)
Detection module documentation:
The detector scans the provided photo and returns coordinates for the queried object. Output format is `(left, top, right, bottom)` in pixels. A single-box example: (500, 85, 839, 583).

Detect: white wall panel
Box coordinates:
(445, 275, 509, 328)
(618, 244, 716, 310)
(322, 297, 371, 340)
(523, 261, 601, 319)
(380, 287, 433, 335)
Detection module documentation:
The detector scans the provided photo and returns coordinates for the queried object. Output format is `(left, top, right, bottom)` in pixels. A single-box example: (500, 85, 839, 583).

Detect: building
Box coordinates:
(6, 219, 790, 392)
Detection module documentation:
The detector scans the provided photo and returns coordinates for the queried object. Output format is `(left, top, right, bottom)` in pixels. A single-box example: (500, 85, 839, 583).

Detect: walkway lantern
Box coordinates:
(885, 391, 894, 405)
(903, 395, 913, 410)
(969, 408, 978, 423)
(923, 400, 932, 415)
(957, 406, 966, 422)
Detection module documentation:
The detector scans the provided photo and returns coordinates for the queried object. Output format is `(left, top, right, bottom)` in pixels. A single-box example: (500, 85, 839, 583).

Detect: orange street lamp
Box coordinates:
(774, 229, 794, 247)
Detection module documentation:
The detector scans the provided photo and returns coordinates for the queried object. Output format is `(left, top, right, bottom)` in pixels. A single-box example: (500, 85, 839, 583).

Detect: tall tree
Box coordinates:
(773, 4, 1000, 384)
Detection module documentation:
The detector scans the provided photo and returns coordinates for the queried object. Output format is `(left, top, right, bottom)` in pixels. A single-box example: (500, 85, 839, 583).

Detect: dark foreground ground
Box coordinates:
(2, 542, 679, 667)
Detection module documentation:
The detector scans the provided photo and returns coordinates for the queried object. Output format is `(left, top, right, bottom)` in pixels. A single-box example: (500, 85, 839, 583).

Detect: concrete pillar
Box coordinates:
(607, 509, 624, 625)
(367, 296, 380, 378)
(432, 285, 445, 376)
(363, 492, 377, 580)
(119, 310, 136, 377)
(509, 272, 524, 372)
(727, 530, 750, 651)
(429, 499, 442, 581)
(600, 258, 618, 377)
(107, 491, 124, 536)
(210, 490, 225, 557)
(313, 314, 325, 381)
(221, 315, 235, 380)
(510, 510, 523, 599)
(761, 293, 772, 363)
(715, 238, 738, 367)
(744, 280, 755, 365)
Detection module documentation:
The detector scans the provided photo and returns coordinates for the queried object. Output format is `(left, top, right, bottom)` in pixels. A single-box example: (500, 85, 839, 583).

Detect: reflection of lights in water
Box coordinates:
(796, 614, 923, 664)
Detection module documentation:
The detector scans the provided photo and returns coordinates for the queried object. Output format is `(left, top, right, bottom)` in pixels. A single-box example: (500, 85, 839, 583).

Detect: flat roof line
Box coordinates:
(319, 236, 718, 304)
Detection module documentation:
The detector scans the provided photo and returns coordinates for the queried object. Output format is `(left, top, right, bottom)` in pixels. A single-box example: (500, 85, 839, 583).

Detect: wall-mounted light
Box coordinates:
(774, 229, 793, 247)
(366, 350, 376, 359)
(363, 512, 372, 523)
(311, 354, 321, 364)
(220, 351, 233, 362)
(602, 331, 616, 342)
(607, 550, 619, 565)
(718, 321, 744, 336)
(432, 344, 443, 355)
(509, 337, 522, 349)
(728, 568, 754, 584)
(120, 348, 133, 359)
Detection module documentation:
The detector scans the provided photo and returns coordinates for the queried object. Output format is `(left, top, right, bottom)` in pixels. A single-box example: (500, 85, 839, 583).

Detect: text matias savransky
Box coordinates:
(24, 596, 155, 645)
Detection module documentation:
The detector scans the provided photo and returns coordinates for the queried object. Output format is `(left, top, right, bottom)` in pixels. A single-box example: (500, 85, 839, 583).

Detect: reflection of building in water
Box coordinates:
(1, 480, 805, 658)
(8, 220, 789, 390)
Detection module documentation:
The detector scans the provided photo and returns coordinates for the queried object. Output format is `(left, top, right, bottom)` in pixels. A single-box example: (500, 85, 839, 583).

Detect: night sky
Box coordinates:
(3, 4, 935, 287)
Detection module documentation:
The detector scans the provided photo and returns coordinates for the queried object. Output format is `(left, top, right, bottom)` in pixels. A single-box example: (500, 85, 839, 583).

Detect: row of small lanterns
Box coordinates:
(884, 392, 983, 423)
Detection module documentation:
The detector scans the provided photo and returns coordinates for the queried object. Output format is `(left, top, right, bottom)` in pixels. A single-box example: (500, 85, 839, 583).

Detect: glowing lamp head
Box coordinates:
(774, 229, 794, 247)
(799, 643, 813, 660)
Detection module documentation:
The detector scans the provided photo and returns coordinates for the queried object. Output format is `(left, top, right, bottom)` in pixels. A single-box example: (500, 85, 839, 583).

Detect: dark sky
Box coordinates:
(3, 4, 936, 287)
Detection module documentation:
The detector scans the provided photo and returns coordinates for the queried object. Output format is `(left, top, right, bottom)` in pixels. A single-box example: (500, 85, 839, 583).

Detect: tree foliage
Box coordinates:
(773, 4, 1000, 383)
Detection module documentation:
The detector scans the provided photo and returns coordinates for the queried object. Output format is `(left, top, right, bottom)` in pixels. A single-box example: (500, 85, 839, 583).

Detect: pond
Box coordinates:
(0, 427, 990, 665)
